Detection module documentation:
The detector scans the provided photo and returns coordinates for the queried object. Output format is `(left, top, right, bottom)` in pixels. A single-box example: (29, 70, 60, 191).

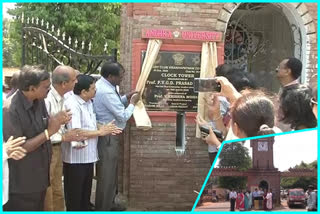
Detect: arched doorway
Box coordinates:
(218, 3, 315, 92)
(259, 180, 269, 191)
(225, 3, 296, 92)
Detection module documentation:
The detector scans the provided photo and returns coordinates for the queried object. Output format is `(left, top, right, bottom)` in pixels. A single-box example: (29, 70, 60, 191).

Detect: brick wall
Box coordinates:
(128, 123, 210, 210)
(118, 3, 317, 211)
(304, 3, 318, 85)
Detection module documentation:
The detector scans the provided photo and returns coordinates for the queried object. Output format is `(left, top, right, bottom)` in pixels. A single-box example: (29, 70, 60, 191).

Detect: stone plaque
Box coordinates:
(142, 51, 201, 112)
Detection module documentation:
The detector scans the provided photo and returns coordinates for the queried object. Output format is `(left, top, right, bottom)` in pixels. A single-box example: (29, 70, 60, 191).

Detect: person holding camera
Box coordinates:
(197, 94, 229, 165)
(197, 65, 259, 163)
(200, 76, 275, 148)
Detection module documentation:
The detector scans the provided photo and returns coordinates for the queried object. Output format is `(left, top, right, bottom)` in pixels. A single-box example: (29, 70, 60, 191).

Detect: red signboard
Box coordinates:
(142, 28, 223, 42)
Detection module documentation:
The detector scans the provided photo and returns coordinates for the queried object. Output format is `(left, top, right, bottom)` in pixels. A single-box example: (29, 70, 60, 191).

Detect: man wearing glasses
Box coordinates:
(275, 57, 302, 88)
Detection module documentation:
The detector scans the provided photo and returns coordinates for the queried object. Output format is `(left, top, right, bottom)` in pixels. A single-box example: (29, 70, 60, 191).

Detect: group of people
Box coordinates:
(306, 185, 317, 211)
(2, 62, 140, 211)
(2, 56, 317, 211)
(229, 188, 273, 211)
(196, 57, 317, 165)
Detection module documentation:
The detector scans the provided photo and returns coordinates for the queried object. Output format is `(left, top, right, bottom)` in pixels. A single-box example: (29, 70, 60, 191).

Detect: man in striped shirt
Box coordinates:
(62, 74, 121, 211)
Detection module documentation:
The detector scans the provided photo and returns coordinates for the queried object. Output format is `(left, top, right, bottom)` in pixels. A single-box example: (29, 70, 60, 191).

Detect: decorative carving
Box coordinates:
(172, 53, 185, 65)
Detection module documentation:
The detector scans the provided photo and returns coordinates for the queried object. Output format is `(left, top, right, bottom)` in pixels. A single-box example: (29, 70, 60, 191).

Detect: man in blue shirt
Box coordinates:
(93, 62, 139, 211)
(252, 188, 259, 210)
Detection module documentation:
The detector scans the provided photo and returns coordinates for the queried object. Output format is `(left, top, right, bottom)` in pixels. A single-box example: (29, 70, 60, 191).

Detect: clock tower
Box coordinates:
(250, 136, 275, 169)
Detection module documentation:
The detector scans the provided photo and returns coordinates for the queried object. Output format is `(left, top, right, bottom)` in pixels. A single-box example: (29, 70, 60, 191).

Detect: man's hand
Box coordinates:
(63, 129, 88, 142)
(195, 114, 209, 127)
(54, 109, 72, 125)
(215, 76, 241, 103)
(204, 94, 221, 120)
(130, 92, 140, 105)
(98, 120, 123, 136)
(48, 109, 72, 136)
(5, 136, 27, 160)
(126, 90, 138, 100)
(47, 116, 62, 137)
(205, 127, 222, 147)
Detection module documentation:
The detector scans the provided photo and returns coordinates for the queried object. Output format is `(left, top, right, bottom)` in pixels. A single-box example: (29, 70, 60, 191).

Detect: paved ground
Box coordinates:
(194, 199, 307, 211)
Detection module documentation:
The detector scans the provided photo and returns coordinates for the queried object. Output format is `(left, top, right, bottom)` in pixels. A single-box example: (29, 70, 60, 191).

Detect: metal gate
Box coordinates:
(224, 3, 302, 73)
(21, 13, 117, 74)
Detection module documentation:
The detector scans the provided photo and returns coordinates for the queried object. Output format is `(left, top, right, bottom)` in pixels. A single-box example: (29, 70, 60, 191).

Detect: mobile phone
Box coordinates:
(194, 78, 221, 92)
(200, 126, 223, 141)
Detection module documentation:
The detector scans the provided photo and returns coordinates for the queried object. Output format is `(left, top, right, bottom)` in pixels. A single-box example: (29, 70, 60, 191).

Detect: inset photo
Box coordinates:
(195, 130, 317, 212)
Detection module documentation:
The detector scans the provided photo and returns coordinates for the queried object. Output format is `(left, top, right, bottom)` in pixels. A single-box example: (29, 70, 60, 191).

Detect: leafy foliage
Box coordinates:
(217, 142, 252, 190)
(281, 160, 317, 191)
(4, 3, 121, 67)
(3, 18, 22, 67)
(218, 142, 252, 170)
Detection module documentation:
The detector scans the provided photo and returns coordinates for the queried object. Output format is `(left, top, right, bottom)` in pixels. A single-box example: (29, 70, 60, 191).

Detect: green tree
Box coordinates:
(4, 3, 121, 67)
(217, 142, 252, 190)
(281, 160, 317, 191)
(2, 19, 21, 67)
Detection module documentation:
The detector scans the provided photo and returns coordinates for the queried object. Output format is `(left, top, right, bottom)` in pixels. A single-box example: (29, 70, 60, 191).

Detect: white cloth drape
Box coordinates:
(196, 42, 218, 138)
(133, 39, 162, 130)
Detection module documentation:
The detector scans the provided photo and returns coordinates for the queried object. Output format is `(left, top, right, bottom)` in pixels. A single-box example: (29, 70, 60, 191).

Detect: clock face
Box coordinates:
(258, 141, 268, 151)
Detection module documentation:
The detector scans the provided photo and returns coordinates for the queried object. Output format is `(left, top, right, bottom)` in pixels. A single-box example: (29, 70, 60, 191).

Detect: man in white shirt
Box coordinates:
(44, 65, 86, 211)
(307, 185, 317, 211)
(229, 189, 237, 211)
(276, 57, 302, 88)
(62, 74, 121, 211)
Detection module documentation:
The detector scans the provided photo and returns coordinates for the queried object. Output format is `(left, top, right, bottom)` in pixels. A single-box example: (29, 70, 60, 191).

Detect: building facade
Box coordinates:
(118, 3, 318, 210)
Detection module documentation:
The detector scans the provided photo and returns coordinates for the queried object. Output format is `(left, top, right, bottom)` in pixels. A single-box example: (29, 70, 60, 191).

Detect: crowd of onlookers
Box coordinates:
(196, 57, 317, 165)
(228, 185, 317, 211)
(2, 62, 139, 211)
(229, 188, 273, 211)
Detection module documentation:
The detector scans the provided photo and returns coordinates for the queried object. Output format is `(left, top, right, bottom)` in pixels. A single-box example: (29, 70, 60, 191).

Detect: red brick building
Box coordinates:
(117, 3, 318, 211)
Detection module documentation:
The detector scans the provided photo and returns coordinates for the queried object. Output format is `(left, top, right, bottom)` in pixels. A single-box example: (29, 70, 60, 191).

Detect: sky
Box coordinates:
(3, 3, 16, 19)
(216, 129, 317, 171)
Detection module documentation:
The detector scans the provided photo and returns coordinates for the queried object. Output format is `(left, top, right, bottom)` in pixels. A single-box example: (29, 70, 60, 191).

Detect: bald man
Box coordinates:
(44, 66, 86, 211)
(276, 57, 302, 87)
(275, 58, 302, 132)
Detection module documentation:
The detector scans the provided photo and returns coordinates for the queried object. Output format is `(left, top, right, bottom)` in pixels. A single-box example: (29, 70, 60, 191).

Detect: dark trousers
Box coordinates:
(95, 135, 120, 211)
(3, 191, 46, 211)
(209, 152, 218, 165)
(63, 162, 93, 211)
(230, 198, 236, 211)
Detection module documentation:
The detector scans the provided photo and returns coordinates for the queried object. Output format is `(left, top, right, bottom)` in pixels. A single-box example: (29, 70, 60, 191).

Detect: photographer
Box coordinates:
(197, 66, 258, 163)
(197, 94, 229, 165)
(197, 76, 275, 148)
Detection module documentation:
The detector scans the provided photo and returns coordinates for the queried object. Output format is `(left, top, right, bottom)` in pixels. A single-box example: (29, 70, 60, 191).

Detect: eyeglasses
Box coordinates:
(275, 65, 288, 73)
(310, 97, 317, 108)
